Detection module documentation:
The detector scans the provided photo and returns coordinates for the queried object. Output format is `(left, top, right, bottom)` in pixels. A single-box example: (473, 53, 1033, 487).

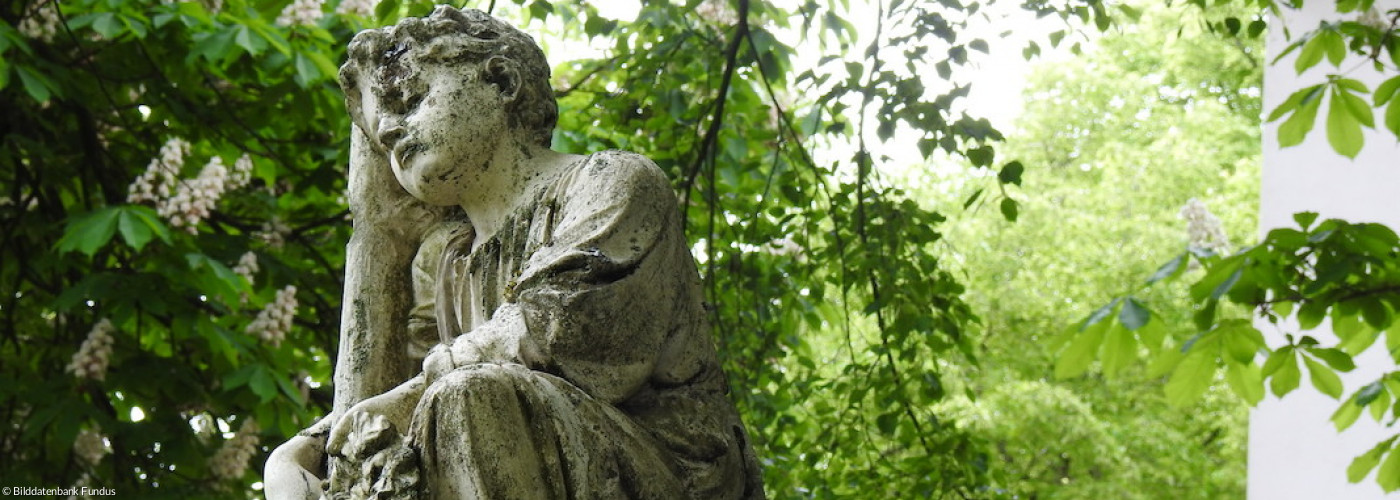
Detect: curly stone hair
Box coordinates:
(339, 6, 558, 148)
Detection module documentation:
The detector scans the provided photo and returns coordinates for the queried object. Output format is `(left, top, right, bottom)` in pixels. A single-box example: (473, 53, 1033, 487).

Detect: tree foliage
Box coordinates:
(1055, 0, 1400, 493)
(927, 2, 1260, 496)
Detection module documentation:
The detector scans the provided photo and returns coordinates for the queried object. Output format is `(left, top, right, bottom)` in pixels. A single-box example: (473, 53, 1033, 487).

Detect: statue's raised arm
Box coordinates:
(265, 7, 765, 500)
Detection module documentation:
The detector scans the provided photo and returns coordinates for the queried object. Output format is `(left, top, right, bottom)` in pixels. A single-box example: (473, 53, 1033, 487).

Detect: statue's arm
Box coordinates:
(334, 125, 442, 415)
(432, 152, 683, 404)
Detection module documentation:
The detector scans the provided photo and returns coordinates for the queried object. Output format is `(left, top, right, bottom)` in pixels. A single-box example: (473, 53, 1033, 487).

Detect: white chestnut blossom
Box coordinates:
(232, 251, 259, 285)
(66, 319, 115, 381)
(19, 1, 62, 42)
(232, 154, 254, 189)
(72, 428, 110, 467)
(128, 138, 191, 204)
(276, 0, 325, 27)
(696, 0, 738, 25)
(155, 154, 254, 234)
(208, 419, 260, 482)
(159, 157, 228, 233)
(336, 0, 376, 18)
(246, 285, 297, 346)
(1180, 198, 1229, 254)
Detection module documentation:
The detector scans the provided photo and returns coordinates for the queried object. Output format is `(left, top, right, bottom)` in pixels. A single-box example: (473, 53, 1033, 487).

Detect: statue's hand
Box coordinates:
(326, 376, 426, 458)
(346, 126, 447, 234)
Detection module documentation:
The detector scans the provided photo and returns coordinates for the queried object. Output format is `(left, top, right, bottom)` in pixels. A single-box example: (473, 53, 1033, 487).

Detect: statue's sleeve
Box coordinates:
(456, 152, 684, 405)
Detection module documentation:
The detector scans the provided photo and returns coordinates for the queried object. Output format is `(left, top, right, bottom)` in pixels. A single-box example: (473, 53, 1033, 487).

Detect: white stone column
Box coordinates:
(1249, 2, 1400, 498)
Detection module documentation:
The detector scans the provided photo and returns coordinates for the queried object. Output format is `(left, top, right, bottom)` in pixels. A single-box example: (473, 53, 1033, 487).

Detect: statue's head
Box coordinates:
(339, 6, 557, 149)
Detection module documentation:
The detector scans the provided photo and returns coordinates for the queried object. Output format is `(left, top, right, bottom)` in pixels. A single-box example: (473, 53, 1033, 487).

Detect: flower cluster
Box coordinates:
(132, 143, 253, 233)
(246, 285, 297, 346)
(232, 251, 259, 285)
(276, 0, 325, 27)
(160, 157, 228, 233)
(19, 2, 62, 42)
(232, 154, 254, 188)
(696, 0, 739, 25)
(128, 138, 191, 204)
(336, 0, 376, 18)
(66, 319, 115, 381)
(1180, 198, 1229, 254)
(208, 419, 260, 482)
(72, 428, 110, 467)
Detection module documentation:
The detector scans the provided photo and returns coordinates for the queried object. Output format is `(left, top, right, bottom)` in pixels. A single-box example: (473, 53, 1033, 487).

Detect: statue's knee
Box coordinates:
(425, 363, 532, 400)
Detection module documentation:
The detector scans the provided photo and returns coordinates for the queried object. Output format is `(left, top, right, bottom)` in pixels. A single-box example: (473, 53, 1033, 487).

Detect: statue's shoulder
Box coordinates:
(562, 150, 674, 202)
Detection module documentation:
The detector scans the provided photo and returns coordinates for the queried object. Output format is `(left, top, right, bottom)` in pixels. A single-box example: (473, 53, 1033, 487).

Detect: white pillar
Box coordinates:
(1249, 2, 1400, 499)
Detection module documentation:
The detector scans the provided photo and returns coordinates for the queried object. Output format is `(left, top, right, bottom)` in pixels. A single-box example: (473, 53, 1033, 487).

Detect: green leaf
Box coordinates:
(967, 146, 994, 167)
(1304, 356, 1344, 398)
(1360, 297, 1392, 331)
(1327, 89, 1365, 158)
(1100, 324, 1136, 377)
(1338, 88, 1375, 127)
(1380, 441, 1400, 492)
(1247, 19, 1267, 38)
(1357, 381, 1386, 406)
(192, 27, 238, 63)
(56, 207, 122, 256)
(1194, 299, 1219, 332)
(1332, 393, 1365, 431)
(15, 66, 52, 103)
(1376, 76, 1400, 106)
(1278, 89, 1322, 147)
(1308, 347, 1357, 372)
(1221, 320, 1264, 363)
(1295, 33, 1327, 74)
(1293, 211, 1319, 230)
(249, 366, 278, 403)
(1268, 85, 1322, 122)
(91, 12, 122, 38)
(1388, 99, 1400, 138)
(116, 208, 153, 251)
(1323, 31, 1347, 67)
(1146, 253, 1187, 284)
(997, 161, 1024, 186)
(1269, 349, 1301, 397)
(1165, 350, 1214, 407)
(999, 198, 1018, 222)
(1056, 319, 1108, 379)
(376, 0, 401, 20)
(294, 53, 319, 88)
(234, 25, 266, 55)
(1138, 318, 1167, 351)
(1348, 436, 1397, 483)
(1226, 362, 1264, 406)
(1119, 297, 1150, 331)
(1190, 259, 1243, 302)
(1146, 346, 1185, 378)
(875, 411, 898, 434)
(962, 188, 984, 209)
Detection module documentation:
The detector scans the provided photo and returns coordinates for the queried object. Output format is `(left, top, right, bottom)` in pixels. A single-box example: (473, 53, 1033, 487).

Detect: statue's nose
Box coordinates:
(377, 118, 406, 150)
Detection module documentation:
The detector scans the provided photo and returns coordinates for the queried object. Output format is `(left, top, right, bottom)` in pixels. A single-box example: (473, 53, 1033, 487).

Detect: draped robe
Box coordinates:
(398, 151, 764, 499)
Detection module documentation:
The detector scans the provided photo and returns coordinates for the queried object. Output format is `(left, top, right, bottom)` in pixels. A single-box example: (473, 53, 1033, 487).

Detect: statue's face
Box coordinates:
(361, 57, 509, 206)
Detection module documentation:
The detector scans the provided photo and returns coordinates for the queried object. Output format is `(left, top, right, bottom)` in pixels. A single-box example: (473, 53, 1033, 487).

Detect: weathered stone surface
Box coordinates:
(264, 7, 765, 499)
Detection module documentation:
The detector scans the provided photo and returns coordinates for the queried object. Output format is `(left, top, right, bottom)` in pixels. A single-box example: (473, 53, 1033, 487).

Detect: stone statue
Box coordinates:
(263, 6, 765, 499)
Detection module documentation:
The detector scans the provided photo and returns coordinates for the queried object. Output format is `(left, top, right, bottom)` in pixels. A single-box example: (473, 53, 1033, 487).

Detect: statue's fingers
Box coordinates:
(325, 417, 352, 457)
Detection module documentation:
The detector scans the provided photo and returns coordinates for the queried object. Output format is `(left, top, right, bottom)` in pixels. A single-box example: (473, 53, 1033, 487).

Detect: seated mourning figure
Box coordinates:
(264, 6, 764, 500)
